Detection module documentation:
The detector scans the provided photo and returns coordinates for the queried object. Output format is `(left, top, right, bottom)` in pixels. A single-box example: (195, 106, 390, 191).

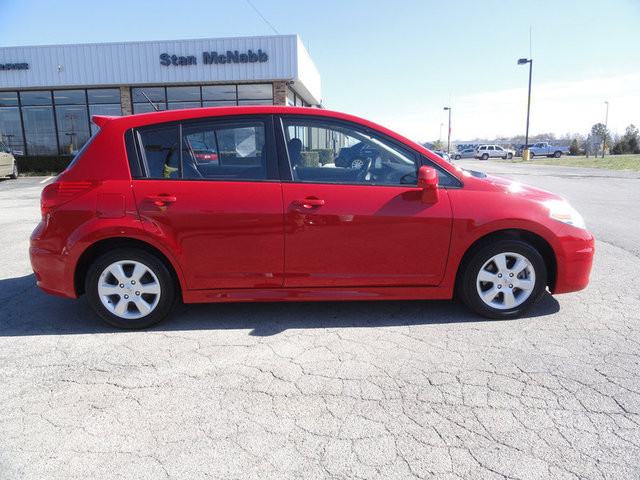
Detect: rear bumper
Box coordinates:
(29, 222, 77, 299)
(552, 226, 595, 294)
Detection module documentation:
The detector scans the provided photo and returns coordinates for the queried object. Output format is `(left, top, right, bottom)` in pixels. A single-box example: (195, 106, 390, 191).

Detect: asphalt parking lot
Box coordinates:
(1, 163, 639, 480)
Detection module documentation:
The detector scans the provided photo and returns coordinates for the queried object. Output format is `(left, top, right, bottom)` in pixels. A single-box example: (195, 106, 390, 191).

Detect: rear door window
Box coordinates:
(134, 117, 274, 181)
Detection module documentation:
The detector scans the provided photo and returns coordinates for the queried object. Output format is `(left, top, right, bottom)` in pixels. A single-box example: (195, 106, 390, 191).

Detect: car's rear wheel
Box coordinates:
(458, 239, 547, 319)
(482, 153, 489, 160)
(554, 151, 562, 158)
(508, 153, 513, 159)
(9, 163, 18, 179)
(85, 248, 176, 329)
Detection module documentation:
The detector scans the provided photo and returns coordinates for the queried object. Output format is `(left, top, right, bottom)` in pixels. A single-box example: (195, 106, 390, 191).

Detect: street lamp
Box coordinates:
(439, 122, 444, 146)
(443, 107, 451, 154)
(602, 101, 609, 158)
(518, 57, 533, 160)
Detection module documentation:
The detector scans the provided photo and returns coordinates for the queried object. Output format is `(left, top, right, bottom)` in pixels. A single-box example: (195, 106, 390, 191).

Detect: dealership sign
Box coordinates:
(0, 62, 29, 71)
(160, 49, 268, 67)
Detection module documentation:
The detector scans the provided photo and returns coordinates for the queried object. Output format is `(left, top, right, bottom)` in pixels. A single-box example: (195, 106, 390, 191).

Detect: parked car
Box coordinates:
(516, 144, 534, 157)
(474, 145, 515, 160)
(30, 106, 594, 329)
(0, 141, 18, 179)
(432, 150, 452, 163)
(453, 148, 474, 160)
(187, 139, 219, 164)
(335, 141, 380, 169)
(529, 142, 570, 158)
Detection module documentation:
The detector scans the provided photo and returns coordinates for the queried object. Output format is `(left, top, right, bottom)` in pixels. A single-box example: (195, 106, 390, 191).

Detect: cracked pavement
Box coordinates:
(1, 167, 639, 479)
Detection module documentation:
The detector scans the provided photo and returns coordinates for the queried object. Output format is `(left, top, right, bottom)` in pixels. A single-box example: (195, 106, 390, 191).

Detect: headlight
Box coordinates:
(544, 199, 586, 229)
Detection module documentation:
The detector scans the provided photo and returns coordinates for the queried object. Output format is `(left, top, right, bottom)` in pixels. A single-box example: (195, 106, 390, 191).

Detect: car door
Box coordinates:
(130, 115, 284, 290)
(277, 115, 454, 288)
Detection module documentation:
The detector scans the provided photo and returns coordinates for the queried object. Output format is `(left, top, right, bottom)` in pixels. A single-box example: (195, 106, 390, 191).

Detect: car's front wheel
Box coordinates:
(9, 163, 18, 179)
(458, 239, 547, 319)
(85, 248, 176, 329)
(351, 158, 365, 169)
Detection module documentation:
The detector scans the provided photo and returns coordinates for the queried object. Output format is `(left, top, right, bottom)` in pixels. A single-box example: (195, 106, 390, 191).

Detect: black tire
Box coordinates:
(482, 153, 489, 160)
(9, 163, 18, 179)
(554, 151, 562, 158)
(502, 155, 507, 159)
(85, 248, 176, 329)
(458, 239, 547, 319)
(508, 153, 513, 159)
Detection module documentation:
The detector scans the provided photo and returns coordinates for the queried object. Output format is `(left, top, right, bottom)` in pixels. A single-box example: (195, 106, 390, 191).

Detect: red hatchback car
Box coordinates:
(30, 106, 594, 329)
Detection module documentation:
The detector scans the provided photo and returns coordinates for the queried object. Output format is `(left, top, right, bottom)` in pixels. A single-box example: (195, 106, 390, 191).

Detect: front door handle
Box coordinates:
(293, 198, 325, 209)
(147, 194, 177, 206)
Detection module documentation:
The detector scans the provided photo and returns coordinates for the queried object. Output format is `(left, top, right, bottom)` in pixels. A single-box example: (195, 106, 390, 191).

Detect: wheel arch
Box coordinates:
(454, 228, 557, 293)
(74, 237, 183, 298)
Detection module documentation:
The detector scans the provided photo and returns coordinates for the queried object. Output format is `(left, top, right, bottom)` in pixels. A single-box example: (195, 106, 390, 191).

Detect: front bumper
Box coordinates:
(552, 225, 595, 294)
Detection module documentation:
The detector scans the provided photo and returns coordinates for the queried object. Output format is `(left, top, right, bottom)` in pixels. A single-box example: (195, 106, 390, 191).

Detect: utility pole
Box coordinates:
(518, 58, 533, 160)
(443, 107, 452, 154)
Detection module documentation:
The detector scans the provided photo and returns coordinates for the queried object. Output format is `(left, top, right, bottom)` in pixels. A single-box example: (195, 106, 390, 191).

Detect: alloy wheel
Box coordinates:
(97, 260, 161, 319)
(475, 252, 536, 310)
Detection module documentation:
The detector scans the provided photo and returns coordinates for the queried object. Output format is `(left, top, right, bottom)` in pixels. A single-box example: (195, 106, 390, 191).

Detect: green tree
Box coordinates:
(612, 124, 640, 154)
(569, 138, 580, 155)
(624, 124, 639, 153)
(591, 122, 609, 140)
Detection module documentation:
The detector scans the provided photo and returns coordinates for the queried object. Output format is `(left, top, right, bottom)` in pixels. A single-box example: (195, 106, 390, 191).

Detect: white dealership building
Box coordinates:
(0, 35, 321, 156)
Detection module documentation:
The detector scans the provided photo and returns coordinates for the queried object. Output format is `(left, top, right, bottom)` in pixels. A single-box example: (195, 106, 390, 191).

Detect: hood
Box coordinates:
(483, 174, 563, 201)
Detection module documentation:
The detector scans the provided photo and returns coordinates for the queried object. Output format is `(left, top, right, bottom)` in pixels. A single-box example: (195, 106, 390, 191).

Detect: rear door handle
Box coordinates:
(147, 194, 177, 206)
(293, 198, 325, 209)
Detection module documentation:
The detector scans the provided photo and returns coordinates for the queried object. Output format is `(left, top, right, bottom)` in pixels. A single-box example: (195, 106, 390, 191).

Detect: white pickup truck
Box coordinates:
(528, 142, 570, 158)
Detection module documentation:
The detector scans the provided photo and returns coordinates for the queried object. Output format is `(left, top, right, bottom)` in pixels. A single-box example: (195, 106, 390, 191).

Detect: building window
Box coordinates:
(166, 86, 201, 102)
(0, 91, 19, 107)
(56, 105, 90, 155)
(53, 89, 86, 105)
(0, 106, 25, 153)
(20, 91, 53, 106)
(202, 85, 236, 101)
(237, 84, 272, 101)
(87, 89, 121, 104)
(132, 83, 274, 114)
(22, 106, 57, 155)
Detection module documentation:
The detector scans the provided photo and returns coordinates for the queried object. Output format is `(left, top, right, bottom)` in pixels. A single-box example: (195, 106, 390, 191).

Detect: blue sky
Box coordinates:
(1, 0, 638, 142)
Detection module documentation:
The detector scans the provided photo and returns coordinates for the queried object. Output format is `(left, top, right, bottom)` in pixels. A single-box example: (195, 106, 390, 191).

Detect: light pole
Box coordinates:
(443, 107, 451, 154)
(517, 58, 533, 160)
(602, 101, 609, 158)
(439, 122, 443, 146)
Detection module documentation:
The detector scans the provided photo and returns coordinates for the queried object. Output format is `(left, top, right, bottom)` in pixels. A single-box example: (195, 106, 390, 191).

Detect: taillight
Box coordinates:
(41, 181, 94, 215)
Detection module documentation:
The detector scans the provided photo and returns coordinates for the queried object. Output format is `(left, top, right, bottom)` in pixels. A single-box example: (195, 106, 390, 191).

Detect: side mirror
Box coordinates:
(417, 166, 438, 203)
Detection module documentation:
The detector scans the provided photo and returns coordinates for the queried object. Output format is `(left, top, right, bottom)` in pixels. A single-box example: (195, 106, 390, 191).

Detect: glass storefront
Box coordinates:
(0, 88, 121, 155)
(132, 84, 274, 114)
(0, 83, 278, 155)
